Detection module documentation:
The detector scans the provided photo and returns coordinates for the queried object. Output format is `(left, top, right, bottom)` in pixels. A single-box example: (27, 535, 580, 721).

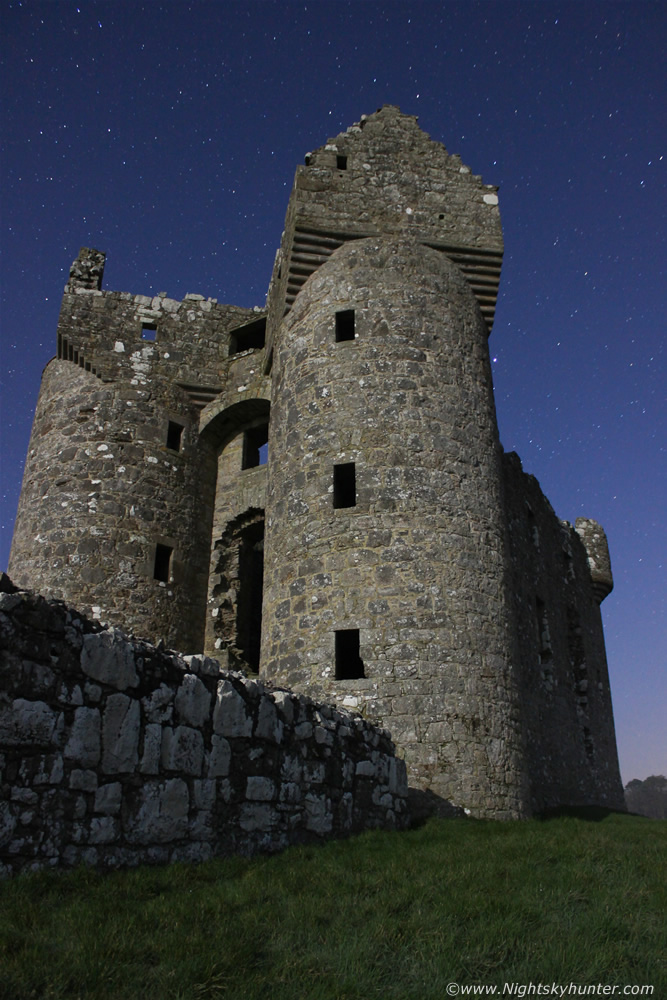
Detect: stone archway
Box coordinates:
(199, 395, 271, 668)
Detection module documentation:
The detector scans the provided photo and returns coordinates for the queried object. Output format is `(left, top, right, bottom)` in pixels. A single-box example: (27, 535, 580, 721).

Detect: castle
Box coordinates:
(8, 106, 624, 819)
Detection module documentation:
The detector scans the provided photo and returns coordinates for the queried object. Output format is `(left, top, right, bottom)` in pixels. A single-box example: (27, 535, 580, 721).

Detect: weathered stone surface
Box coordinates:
(0, 699, 57, 747)
(160, 726, 204, 776)
(213, 679, 252, 738)
(102, 694, 139, 773)
(81, 630, 139, 690)
(4, 106, 623, 838)
(125, 779, 190, 845)
(0, 589, 409, 875)
(64, 707, 101, 767)
(175, 674, 211, 728)
(94, 782, 122, 816)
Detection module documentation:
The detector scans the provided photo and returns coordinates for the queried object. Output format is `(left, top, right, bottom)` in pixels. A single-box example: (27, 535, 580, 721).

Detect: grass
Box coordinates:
(0, 811, 665, 999)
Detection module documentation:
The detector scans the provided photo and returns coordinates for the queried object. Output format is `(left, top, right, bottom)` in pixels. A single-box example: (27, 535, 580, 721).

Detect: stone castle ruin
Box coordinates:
(7, 106, 625, 823)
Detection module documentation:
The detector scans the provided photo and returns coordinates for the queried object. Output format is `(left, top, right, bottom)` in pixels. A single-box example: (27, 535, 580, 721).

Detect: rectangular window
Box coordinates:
(229, 317, 266, 356)
(335, 309, 355, 343)
(154, 543, 173, 583)
(333, 462, 356, 508)
(335, 629, 364, 680)
(243, 425, 269, 469)
(142, 323, 157, 341)
(336, 154, 347, 170)
(166, 421, 184, 452)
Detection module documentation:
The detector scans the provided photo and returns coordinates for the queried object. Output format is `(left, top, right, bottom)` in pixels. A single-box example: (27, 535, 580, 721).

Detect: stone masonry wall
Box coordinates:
(8, 360, 217, 653)
(502, 453, 625, 813)
(262, 238, 528, 820)
(0, 577, 408, 877)
(59, 247, 264, 394)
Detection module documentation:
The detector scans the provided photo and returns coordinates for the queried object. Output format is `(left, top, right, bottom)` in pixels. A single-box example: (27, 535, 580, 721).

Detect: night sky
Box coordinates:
(1, 1, 664, 785)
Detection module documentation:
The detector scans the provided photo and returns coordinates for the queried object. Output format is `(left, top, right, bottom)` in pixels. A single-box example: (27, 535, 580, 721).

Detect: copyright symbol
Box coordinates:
(447, 985, 459, 996)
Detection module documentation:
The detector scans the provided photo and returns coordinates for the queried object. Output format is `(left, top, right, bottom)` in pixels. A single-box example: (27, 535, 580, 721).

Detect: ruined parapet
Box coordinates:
(57, 249, 264, 391)
(65, 247, 106, 292)
(575, 518, 614, 603)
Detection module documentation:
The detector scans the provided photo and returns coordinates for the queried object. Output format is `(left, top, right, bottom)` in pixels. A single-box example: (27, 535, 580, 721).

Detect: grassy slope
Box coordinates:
(0, 812, 665, 1000)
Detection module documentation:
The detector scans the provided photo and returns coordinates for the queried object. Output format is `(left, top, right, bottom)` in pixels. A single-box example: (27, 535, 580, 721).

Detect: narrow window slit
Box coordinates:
(335, 629, 364, 680)
(243, 424, 269, 469)
(154, 543, 173, 583)
(336, 154, 347, 170)
(335, 309, 355, 343)
(333, 462, 356, 509)
(166, 421, 184, 452)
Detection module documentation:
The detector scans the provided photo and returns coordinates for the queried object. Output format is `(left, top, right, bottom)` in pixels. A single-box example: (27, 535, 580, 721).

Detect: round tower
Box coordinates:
(8, 359, 215, 651)
(261, 237, 529, 818)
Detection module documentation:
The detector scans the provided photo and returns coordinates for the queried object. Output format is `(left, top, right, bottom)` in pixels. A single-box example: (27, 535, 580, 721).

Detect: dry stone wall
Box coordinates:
(0, 576, 408, 877)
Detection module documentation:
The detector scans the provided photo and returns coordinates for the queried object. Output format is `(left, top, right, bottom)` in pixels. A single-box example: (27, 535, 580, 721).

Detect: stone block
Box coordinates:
(94, 782, 122, 816)
(192, 779, 215, 810)
(142, 684, 174, 724)
(213, 680, 252, 738)
(239, 803, 276, 832)
(0, 801, 17, 847)
(0, 698, 57, 747)
(81, 629, 139, 690)
(160, 725, 204, 776)
(246, 776, 275, 801)
(272, 690, 295, 724)
(255, 698, 284, 744)
(207, 735, 231, 777)
(69, 769, 98, 792)
(102, 694, 139, 774)
(174, 674, 211, 728)
(304, 793, 332, 835)
(124, 779, 189, 845)
(140, 723, 162, 775)
(64, 707, 101, 767)
(89, 816, 118, 844)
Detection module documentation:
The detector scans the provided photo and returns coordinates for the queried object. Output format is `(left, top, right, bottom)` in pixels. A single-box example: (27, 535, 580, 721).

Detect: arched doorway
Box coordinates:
(199, 397, 270, 669)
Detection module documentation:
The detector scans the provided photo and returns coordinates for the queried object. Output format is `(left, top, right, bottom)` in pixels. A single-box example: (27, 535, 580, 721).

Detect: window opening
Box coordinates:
(336, 154, 348, 170)
(154, 543, 173, 583)
(237, 521, 264, 672)
(335, 629, 364, 680)
(166, 421, 184, 452)
(243, 424, 269, 469)
(142, 323, 157, 341)
(229, 317, 266, 356)
(335, 309, 355, 343)
(333, 462, 356, 509)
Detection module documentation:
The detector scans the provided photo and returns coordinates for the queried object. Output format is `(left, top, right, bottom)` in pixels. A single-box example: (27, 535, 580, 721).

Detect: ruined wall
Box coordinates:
(262, 237, 528, 820)
(0, 578, 408, 877)
(58, 247, 264, 400)
(503, 453, 624, 813)
(9, 249, 271, 656)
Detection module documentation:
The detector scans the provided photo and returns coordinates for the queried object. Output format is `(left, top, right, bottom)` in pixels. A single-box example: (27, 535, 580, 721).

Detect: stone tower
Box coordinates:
(8, 107, 624, 818)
